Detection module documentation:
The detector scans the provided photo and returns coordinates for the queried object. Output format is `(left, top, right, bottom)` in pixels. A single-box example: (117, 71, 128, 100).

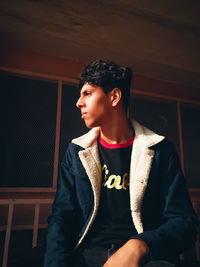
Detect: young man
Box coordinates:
(44, 60, 197, 267)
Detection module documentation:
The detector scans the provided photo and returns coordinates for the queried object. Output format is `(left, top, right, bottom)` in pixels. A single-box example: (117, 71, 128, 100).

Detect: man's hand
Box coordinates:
(103, 239, 149, 267)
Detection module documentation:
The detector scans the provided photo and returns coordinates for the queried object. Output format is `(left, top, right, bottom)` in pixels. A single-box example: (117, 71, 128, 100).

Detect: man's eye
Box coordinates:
(84, 91, 91, 96)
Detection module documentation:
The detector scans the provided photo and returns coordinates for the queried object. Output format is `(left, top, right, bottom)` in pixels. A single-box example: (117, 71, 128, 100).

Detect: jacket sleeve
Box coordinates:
(133, 141, 198, 261)
(44, 144, 78, 267)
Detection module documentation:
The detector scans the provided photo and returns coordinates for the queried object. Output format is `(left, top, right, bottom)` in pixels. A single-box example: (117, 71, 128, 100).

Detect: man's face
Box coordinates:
(76, 82, 112, 128)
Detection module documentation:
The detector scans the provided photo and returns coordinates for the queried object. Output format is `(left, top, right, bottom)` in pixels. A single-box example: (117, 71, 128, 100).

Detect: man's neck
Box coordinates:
(100, 117, 134, 144)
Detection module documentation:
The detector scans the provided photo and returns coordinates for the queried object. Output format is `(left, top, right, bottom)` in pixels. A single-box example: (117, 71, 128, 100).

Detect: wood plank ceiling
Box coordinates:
(0, 0, 200, 88)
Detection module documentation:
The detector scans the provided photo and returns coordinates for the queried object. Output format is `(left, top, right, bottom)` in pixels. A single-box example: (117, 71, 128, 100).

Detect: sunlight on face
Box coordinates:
(76, 83, 112, 128)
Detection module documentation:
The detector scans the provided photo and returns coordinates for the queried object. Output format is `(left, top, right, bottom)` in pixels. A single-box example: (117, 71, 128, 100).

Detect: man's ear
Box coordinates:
(111, 88, 122, 107)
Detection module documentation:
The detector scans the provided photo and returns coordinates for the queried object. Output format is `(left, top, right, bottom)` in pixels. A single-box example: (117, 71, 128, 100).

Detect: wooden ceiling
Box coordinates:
(1, 0, 200, 88)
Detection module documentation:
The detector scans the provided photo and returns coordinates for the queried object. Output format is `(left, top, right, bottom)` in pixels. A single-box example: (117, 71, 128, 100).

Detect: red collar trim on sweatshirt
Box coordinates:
(98, 135, 135, 149)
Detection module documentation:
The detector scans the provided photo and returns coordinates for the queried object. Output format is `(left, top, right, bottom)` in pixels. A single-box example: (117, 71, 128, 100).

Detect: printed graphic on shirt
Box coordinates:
(102, 164, 129, 190)
(84, 137, 137, 247)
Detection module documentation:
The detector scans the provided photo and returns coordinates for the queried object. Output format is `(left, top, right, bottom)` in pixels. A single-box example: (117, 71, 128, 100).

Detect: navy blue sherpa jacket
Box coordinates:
(44, 120, 197, 267)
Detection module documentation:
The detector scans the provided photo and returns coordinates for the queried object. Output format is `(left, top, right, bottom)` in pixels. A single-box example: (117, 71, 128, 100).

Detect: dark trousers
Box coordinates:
(71, 243, 175, 267)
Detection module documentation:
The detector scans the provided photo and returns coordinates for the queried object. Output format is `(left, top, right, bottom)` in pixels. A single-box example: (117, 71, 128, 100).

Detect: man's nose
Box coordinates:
(76, 97, 83, 109)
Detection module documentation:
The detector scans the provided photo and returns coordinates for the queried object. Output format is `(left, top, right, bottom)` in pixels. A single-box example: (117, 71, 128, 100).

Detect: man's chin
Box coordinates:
(84, 121, 99, 129)
(85, 125, 96, 129)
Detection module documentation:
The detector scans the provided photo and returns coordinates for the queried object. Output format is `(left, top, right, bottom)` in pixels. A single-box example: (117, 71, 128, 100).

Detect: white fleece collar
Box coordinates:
(72, 120, 164, 148)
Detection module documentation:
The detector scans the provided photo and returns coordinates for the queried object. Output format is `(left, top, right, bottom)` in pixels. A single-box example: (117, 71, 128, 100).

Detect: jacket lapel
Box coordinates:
(129, 144, 155, 233)
(72, 127, 102, 200)
(78, 141, 102, 202)
(129, 120, 165, 233)
(73, 129, 102, 246)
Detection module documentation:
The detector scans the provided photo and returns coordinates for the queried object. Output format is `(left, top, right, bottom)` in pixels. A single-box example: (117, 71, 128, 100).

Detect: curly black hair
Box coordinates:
(78, 60, 133, 111)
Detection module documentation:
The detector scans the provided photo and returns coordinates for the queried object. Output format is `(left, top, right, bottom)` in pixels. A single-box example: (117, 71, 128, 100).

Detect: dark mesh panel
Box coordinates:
(0, 205, 8, 227)
(0, 75, 57, 187)
(181, 103, 200, 188)
(0, 231, 5, 266)
(7, 230, 33, 266)
(59, 83, 87, 162)
(130, 95, 180, 154)
(7, 229, 46, 267)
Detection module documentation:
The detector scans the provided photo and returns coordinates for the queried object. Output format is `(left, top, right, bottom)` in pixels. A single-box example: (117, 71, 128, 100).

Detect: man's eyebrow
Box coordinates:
(80, 88, 93, 94)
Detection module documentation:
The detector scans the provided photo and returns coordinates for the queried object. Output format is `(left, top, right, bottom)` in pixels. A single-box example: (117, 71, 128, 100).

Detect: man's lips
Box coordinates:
(81, 112, 87, 119)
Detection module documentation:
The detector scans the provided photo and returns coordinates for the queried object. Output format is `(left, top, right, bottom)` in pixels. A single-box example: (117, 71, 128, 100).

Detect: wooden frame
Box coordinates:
(0, 199, 53, 267)
(0, 66, 200, 192)
(52, 80, 62, 189)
